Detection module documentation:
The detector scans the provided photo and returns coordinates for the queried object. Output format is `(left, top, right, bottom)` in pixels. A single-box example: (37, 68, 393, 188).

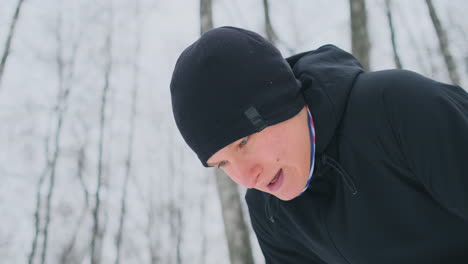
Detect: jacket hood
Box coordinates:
(286, 45, 364, 154)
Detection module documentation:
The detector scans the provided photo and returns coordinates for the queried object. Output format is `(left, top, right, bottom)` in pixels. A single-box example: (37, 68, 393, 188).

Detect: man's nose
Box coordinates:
(231, 158, 262, 189)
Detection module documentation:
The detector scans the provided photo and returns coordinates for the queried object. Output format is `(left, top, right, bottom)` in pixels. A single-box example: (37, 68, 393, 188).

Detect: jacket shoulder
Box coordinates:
(354, 69, 464, 98)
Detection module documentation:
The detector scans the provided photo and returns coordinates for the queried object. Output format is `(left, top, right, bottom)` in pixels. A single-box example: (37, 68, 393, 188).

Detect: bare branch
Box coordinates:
(425, 0, 460, 85)
(200, 0, 213, 35)
(385, 0, 402, 69)
(40, 3, 77, 262)
(349, 0, 371, 71)
(215, 170, 255, 264)
(0, 0, 26, 89)
(114, 1, 141, 263)
(27, 137, 52, 264)
(91, 2, 114, 263)
(260, 0, 295, 54)
(395, 2, 430, 75)
(59, 142, 90, 264)
(262, 0, 278, 44)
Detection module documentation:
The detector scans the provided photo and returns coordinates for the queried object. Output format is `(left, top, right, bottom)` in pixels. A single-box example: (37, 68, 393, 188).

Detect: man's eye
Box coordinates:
(218, 160, 227, 168)
(239, 136, 249, 146)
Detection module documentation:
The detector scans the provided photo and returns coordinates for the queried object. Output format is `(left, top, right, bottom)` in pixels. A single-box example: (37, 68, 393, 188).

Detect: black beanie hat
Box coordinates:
(170, 26, 305, 167)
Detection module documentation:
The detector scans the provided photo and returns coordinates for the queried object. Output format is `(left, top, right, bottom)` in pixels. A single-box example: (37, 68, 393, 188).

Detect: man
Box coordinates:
(170, 26, 468, 263)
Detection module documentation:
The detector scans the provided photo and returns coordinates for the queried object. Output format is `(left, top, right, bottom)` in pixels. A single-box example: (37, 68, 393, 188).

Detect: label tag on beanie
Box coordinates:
(244, 106, 267, 132)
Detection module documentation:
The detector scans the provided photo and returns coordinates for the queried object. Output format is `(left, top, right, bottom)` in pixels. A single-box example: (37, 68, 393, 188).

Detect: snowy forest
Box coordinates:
(0, 0, 467, 263)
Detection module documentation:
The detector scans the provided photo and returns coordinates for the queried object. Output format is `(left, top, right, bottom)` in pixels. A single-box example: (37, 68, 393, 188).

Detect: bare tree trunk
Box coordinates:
(384, 0, 402, 69)
(261, 0, 295, 54)
(215, 171, 255, 264)
(40, 4, 76, 262)
(199, 2, 212, 262)
(199, 1, 255, 263)
(166, 130, 184, 264)
(28, 139, 52, 264)
(77, 144, 90, 207)
(175, 201, 183, 264)
(91, 3, 113, 263)
(397, 3, 430, 76)
(200, 0, 213, 35)
(465, 56, 468, 77)
(129, 156, 161, 263)
(60, 144, 90, 264)
(145, 197, 160, 264)
(28, 3, 81, 261)
(262, 0, 278, 44)
(349, 0, 371, 71)
(0, 0, 25, 88)
(114, 2, 140, 263)
(444, 10, 468, 80)
(175, 145, 185, 264)
(199, 181, 208, 264)
(425, 0, 460, 85)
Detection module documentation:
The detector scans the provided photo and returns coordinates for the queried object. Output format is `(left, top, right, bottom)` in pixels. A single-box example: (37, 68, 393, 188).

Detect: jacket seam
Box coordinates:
(319, 196, 353, 264)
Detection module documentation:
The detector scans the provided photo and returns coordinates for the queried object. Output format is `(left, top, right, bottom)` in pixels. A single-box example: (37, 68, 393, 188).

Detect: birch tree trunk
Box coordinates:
(91, 3, 113, 263)
(40, 3, 78, 262)
(384, 0, 402, 69)
(28, 140, 51, 264)
(425, 0, 460, 85)
(200, 0, 213, 35)
(262, 0, 278, 44)
(215, 172, 255, 264)
(262, 0, 294, 54)
(349, 0, 371, 71)
(200, 1, 255, 263)
(114, 1, 141, 263)
(0, 0, 25, 88)
(60, 143, 90, 264)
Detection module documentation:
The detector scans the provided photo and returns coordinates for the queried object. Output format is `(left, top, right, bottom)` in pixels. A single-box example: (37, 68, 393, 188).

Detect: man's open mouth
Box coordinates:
(269, 171, 281, 185)
(267, 169, 284, 192)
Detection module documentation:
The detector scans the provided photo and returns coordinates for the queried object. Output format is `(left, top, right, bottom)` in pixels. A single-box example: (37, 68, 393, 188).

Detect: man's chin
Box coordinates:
(273, 190, 301, 201)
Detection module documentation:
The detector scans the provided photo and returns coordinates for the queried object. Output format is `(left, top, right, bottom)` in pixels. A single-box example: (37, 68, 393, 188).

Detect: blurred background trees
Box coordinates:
(0, 0, 466, 263)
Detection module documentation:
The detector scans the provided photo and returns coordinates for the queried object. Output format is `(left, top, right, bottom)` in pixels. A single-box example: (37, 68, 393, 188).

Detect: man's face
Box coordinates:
(207, 106, 311, 200)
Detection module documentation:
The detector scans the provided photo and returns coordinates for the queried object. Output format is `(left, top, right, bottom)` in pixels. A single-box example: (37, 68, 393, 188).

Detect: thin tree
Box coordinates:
(165, 126, 184, 264)
(199, 2, 213, 263)
(397, 2, 430, 76)
(199, 179, 208, 264)
(40, 2, 78, 262)
(126, 150, 161, 263)
(0, 0, 25, 88)
(444, 9, 468, 78)
(261, 0, 294, 54)
(384, 0, 402, 69)
(91, 3, 113, 263)
(200, 1, 255, 263)
(200, 0, 213, 34)
(114, 1, 141, 263)
(175, 144, 185, 264)
(262, 0, 278, 44)
(144, 187, 161, 264)
(59, 141, 90, 264)
(28, 138, 51, 264)
(349, 0, 371, 71)
(425, 0, 460, 85)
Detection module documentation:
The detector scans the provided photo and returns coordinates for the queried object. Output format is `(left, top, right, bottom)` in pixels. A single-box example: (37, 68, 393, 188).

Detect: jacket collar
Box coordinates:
(286, 45, 363, 154)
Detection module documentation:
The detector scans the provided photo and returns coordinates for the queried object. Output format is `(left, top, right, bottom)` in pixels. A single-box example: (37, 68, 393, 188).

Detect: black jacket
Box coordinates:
(245, 45, 468, 264)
